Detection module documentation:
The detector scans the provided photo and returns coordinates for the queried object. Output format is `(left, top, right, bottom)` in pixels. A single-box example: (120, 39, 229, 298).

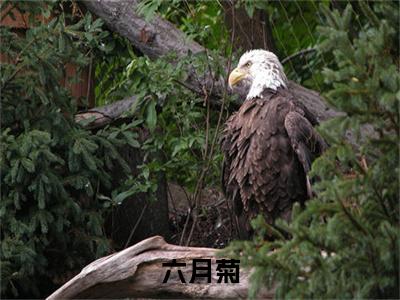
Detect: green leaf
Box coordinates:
(10, 160, 20, 183)
(58, 32, 66, 52)
(73, 140, 83, 154)
(82, 150, 97, 171)
(35, 87, 49, 105)
(21, 158, 35, 173)
(122, 131, 140, 148)
(113, 189, 136, 204)
(244, 2, 255, 18)
(145, 99, 157, 131)
(37, 181, 45, 209)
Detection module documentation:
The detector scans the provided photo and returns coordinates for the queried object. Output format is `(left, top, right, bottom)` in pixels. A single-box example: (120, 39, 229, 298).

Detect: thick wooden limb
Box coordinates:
(47, 236, 274, 299)
(76, 81, 339, 129)
(287, 81, 341, 121)
(75, 96, 137, 129)
(84, 0, 203, 59)
(84, 0, 340, 124)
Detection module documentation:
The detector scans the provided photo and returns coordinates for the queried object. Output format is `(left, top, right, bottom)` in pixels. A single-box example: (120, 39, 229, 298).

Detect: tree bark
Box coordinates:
(83, 0, 340, 125)
(75, 96, 137, 129)
(84, 0, 203, 59)
(222, 1, 276, 52)
(104, 142, 172, 248)
(47, 236, 274, 299)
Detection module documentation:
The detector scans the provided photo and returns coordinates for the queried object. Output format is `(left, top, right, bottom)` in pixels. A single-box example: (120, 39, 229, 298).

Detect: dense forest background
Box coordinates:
(1, 0, 398, 298)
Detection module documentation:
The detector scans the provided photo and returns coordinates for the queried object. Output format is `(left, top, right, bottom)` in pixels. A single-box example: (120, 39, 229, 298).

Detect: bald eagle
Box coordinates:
(221, 50, 327, 238)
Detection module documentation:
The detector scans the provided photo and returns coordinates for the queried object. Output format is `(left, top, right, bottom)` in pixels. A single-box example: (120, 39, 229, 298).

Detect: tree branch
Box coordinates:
(75, 96, 137, 129)
(46, 236, 274, 299)
(281, 48, 317, 65)
(84, 0, 340, 124)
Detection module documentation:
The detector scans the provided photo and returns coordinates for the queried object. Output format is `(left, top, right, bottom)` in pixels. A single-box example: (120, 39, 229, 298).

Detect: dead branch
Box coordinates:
(46, 236, 274, 299)
(75, 96, 137, 128)
(281, 48, 317, 65)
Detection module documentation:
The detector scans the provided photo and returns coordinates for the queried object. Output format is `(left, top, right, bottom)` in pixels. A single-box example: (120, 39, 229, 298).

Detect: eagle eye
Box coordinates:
(244, 61, 252, 68)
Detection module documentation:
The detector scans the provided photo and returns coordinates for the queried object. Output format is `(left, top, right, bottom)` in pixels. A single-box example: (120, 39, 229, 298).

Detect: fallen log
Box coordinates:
(47, 236, 274, 299)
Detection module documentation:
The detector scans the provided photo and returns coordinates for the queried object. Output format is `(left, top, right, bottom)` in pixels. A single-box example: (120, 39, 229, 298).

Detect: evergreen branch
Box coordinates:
(358, 1, 380, 28)
(337, 196, 369, 237)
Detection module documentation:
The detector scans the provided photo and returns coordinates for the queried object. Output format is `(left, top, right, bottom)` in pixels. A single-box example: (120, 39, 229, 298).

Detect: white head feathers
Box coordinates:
(237, 49, 288, 100)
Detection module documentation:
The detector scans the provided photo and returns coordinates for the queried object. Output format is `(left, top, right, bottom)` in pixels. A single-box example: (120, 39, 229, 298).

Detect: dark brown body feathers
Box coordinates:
(221, 88, 326, 237)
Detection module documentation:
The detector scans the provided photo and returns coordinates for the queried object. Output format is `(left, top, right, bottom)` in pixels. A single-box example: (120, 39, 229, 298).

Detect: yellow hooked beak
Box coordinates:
(228, 67, 248, 88)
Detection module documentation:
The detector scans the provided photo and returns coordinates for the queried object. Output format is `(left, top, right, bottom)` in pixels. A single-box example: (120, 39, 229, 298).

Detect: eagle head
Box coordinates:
(228, 49, 288, 100)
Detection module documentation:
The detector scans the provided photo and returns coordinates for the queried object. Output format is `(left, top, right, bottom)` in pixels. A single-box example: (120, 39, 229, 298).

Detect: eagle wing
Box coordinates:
(284, 110, 327, 196)
(221, 95, 326, 237)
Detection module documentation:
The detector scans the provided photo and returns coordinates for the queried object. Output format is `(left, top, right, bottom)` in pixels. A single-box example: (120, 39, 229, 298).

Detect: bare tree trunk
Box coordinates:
(47, 236, 274, 299)
(104, 144, 171, 248)
(222, 1, 276, 52)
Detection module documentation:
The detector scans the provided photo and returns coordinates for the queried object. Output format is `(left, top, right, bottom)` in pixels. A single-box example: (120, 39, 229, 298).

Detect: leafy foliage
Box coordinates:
(99, 51, 227, 203)
(225, 2, 399, 298)
(238, 0, 327, 89)
(94, 0, 231, 200)
(2, 0, 398, 298)
(1, 1, 230, 296)
(136, 0, 228, 51)
(0, 2, 139, 297)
